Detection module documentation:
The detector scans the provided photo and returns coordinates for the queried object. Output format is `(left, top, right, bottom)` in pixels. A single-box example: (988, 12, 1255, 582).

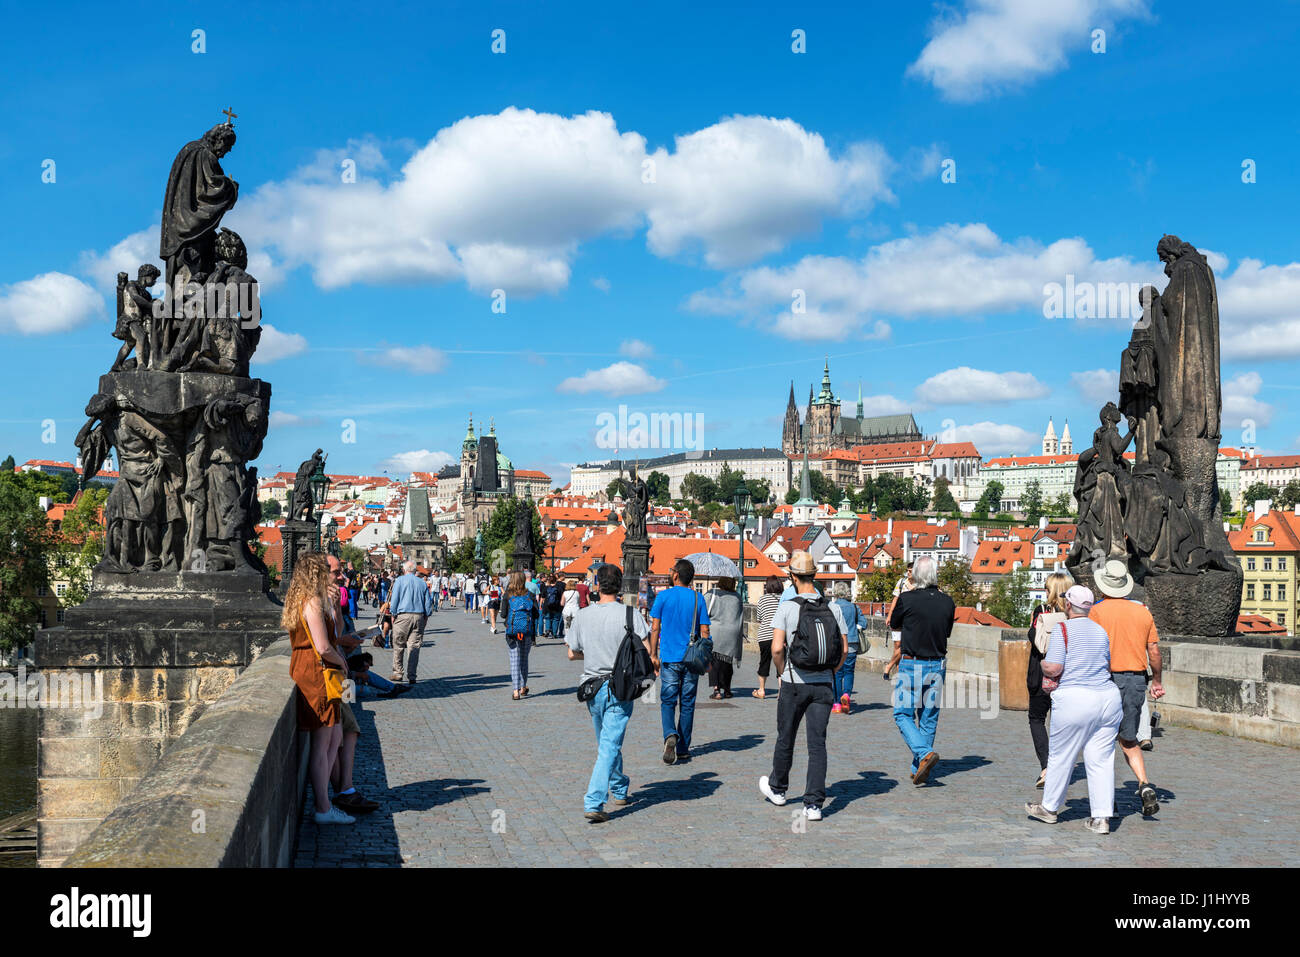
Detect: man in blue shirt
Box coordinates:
(388, 560, 432, 684)
(650, 559, 711, 764)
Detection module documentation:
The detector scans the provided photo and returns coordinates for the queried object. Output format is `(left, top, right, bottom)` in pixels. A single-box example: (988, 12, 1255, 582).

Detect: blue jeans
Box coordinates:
(348, 591, 359, 619)
(585, 682, 634, 811)
(359, 671, 396, 697)
(893, 658, 945, 773)
(542, 610, 563, 637)
(834, 645, 859, 702)
(659, 662, 698, 754)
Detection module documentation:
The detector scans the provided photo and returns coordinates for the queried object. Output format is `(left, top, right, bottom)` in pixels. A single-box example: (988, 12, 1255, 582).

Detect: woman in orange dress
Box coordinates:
(284, 552, 355, 825)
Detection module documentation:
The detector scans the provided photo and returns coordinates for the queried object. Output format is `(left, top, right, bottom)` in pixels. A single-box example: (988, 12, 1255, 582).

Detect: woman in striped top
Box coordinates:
(752, 576, 783, 699)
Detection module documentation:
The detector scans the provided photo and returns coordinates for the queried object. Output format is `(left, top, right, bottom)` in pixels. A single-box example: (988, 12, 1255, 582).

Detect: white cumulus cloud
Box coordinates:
(557, 361, 666, 396)
(618, 339, 655, 359)
(907, 0, 1150, 102)
(1222, 371, 1273, 430)
(252, 324, 308, 364)
(1071, 368, 1119, 407)
(916, 366, 1049, 404)
(0, 272, 103, 334)
(383, 449, 455, 476)
(359, 344, 447, 375)
(950, 421, 1040, 456)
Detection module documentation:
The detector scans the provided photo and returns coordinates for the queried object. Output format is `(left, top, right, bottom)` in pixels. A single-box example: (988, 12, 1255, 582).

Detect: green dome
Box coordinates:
(496, 451, 513, 472)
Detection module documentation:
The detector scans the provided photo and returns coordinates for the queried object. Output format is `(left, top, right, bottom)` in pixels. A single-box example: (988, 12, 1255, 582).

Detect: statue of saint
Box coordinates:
(290, 449, 325, 521)
(1120, 286, 1161, 466)
(160, 119, 239, 291)
(1152, 235, 1222, 442)
(1071, 403, 1135, 565)
(613, 465, 650, 542)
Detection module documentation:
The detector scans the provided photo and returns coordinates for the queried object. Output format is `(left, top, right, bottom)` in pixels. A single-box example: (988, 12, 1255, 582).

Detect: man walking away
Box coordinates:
(1089, 560, 1164, 816)
(759, 551, 846, 821)
(649, 559, 711, 764)
(388, 559, 431, 685)
(888, 556, 954, 785)
(567, 564, 651, 823)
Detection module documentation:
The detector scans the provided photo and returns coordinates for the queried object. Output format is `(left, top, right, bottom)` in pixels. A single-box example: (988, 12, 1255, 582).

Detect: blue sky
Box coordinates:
(2, 0, 1298, 485)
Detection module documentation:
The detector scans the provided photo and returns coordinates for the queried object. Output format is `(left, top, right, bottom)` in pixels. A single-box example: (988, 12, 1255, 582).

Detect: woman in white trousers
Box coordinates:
(1026, 585, 1123, 834)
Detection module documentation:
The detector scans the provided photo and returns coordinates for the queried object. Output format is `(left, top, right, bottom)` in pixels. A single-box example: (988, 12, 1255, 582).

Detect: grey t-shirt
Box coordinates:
(566, 600, 651, 682)
(771, 594, 847, 685)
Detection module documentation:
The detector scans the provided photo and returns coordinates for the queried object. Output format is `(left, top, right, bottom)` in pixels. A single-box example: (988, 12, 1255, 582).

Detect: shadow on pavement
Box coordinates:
(384, 777, 490, 813)
(693, 733, 765, 756)
(629, 772, 721, 811)
(824, 770, 899, 815)
(425, 672, 511, 696)
(923, 753, 992, 785)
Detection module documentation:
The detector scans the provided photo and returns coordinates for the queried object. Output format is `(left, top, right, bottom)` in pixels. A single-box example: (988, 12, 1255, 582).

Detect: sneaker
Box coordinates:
(831, 704, 843, 714)
(840, 693, 851, 710)
(314, 806, 356, 825)
(611, 795, 632, 806)
(1139, 739, 1153, 752)
(584, 810, 609, 823)
(1138, 782, 1159, 816)
(803, 805, 823, 822)
(1084, 817, 1110, 835)
(758, 775, 787, 806)
(334, 791, 380, 814)
(662, 735, 678, 765)
(1025, 802, 1058, 824)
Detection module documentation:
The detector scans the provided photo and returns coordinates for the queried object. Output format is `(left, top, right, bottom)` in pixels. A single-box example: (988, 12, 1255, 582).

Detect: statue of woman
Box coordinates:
(1073, 403, 1136, 564)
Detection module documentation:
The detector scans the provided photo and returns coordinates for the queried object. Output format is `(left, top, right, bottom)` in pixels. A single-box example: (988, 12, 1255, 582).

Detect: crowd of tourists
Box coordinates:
(286, 547, 1166, 835)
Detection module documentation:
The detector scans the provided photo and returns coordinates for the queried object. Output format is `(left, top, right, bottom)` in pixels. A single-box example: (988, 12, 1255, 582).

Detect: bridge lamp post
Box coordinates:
(733, 481, 751, 608)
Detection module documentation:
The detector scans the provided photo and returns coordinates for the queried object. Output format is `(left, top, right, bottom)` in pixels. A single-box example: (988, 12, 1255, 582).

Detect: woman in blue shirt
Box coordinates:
(830, 581, 862, 714)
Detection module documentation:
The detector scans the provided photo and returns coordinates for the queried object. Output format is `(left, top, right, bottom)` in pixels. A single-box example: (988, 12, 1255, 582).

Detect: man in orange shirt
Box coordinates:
(1090, 560, 1164, 817)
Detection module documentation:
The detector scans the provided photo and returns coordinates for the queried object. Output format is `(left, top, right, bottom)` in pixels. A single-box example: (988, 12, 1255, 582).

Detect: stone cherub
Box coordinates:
(111, 264, 161, 371)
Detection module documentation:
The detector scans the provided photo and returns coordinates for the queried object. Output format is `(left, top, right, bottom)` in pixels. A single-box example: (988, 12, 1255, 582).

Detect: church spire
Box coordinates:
(857, 380, 863, 421)
(796, 450, 814, 504)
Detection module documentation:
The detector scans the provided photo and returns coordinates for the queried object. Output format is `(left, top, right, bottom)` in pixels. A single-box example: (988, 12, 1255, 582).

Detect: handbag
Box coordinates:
(681, 590, 713, 675)
(1040, 621, 1068, 694)
(303, 610, 345, 701)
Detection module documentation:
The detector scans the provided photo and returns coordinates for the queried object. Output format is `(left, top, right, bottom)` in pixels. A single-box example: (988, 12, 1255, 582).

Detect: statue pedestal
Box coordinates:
(279, 518, 319, 593)
(622, 538, 650, 597)
(34, 567, 281, 866)
(1070, 562, 1242, 639)
(512, 550, 534, 574)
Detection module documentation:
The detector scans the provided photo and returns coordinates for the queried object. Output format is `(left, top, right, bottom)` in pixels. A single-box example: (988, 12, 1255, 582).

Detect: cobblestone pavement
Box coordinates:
(295, 605, 1300, 867)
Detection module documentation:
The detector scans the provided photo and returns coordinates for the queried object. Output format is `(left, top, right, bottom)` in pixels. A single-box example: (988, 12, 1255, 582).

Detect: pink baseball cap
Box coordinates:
(1065, 584, 1095, 609)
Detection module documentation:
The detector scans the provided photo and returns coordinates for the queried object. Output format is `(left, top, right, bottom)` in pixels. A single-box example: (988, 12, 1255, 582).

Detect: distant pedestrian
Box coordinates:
(830, 580, 862, 714)
(1089, 560, 1164, 817)
(566, 563, 651, 822)
(753, 576, 782, 699)
(502, 571, 538, 699)
(1027, 571, 1071, 787)
(562, 578, 581, 633)
(1026, 584, 1124, 835)
(487, 579, 502, 633)
(888, 556, 954, 785)
(649, 559, 711, 764)
(758, 550, 846, 822)
(883, 562, 914, 680)
(388, 559, 431, 685)
(705, 577, 743, 699)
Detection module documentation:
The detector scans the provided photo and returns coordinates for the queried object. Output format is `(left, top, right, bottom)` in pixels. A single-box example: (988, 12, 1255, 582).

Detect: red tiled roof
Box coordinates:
(1229, 509, 1300, 552)
(971, 539, 1034, 574)
(956, 607, 1011, 628)
(1236, 614, 1287, 635)
(1242, 455, 1300, 470)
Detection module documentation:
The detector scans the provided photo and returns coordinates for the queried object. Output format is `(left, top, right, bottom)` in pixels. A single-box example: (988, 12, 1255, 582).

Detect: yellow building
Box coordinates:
(1230, 506, 1299, 634)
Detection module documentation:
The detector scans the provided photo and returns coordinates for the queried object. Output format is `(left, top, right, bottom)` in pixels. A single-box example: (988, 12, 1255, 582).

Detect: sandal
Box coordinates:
(512, 691, 521, 700)
(521, 687, 529, 697)
(709, 689, 723, 700)
(751, 690, 765, 699)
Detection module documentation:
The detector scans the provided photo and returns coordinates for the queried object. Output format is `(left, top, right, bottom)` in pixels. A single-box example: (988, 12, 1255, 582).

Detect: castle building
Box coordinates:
(781, 358, 922, 456)
(429, 416, 549, 545)
(1041, 418, 1073, 456)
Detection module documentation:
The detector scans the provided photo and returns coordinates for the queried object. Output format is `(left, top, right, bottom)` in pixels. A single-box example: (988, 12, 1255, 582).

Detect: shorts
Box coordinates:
(1112, 672, 1148, 741)
(340, 700, 360, 735)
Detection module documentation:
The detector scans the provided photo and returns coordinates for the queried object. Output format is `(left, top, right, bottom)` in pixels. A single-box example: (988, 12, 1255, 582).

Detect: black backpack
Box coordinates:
(610, 605, 656, 701)
(787, 596, 842, 671)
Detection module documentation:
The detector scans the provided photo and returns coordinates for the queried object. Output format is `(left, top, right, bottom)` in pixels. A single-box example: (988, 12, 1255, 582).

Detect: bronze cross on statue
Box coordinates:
(222, 107, 238, 125)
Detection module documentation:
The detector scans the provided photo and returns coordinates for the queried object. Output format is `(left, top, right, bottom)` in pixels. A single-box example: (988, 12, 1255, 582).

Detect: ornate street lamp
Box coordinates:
(548, 521, 560, 574)
(733, 480, 751, 607)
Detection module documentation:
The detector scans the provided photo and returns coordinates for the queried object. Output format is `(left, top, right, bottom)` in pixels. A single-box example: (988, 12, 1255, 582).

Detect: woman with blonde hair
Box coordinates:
(1026, 570, 1072, 788)
(501, 570, 539, 699)
(284, 552, 355, 825)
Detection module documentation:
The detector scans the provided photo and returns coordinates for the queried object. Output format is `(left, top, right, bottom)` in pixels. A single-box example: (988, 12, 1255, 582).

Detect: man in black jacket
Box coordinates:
(887, 556, 955, 786)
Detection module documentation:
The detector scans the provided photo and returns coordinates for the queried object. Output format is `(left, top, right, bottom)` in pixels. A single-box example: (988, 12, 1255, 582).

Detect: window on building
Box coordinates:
(1254, 528, 1267, 542)
(1279, 584, 1287, 602)
(56, 608, 65, 624)
(1280, 557, 1288, 572)
(1246, 583, 1255, 600)
(1264, 558, 1273, 571)
(1247, 557, 1256, 571)
(1279, 612, 1287, 627)
(1263, 584, 1272, 601)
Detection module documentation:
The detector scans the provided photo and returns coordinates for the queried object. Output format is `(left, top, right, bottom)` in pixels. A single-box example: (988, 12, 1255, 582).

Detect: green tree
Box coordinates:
(261, 498, 282, 520)
(1219, 489, 1235, 517)
(340, 543, 368, 571)
(856, 566, 895, 602)
(1276, 480, 1300, 510)
(931, 477, 957, 513)
(937, 556, 981, 608)
(987, 567, 1033, 628)
(1049, 492, 1074, 519)
(974, 480, 1005, 519)
(1022, 479, 1045, 525)
(447, 538, 475, 574)
(680, 472, 720, 504)
(0, 454, 14, 472)
(0, 473, 54, 649)
(646, 470, 671, 505)
(1241, 482, 1274, 510)
(52, 486, 108, 607)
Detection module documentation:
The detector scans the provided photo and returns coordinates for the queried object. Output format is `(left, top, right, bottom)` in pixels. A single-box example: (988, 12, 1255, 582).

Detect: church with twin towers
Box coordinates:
(781, 359, 923, 457)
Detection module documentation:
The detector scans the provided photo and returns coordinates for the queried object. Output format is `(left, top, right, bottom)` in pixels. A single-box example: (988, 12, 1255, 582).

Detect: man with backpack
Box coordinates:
(566, 564, 653, 823)
(649, 559, 711, 765)
(759, 550, 847, 821)
(887, 555, 955, 786)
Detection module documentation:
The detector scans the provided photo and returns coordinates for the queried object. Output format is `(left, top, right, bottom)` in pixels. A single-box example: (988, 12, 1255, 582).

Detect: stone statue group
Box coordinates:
(75, 115, 272, 577)
(1069, 236, 1236, 583)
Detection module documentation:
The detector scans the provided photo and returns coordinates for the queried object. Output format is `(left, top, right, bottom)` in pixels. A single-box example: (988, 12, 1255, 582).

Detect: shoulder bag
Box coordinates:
(1033, 609, 1066, 656)
(1040, 621, 1068, 694)
(681, 591, 713, 675)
